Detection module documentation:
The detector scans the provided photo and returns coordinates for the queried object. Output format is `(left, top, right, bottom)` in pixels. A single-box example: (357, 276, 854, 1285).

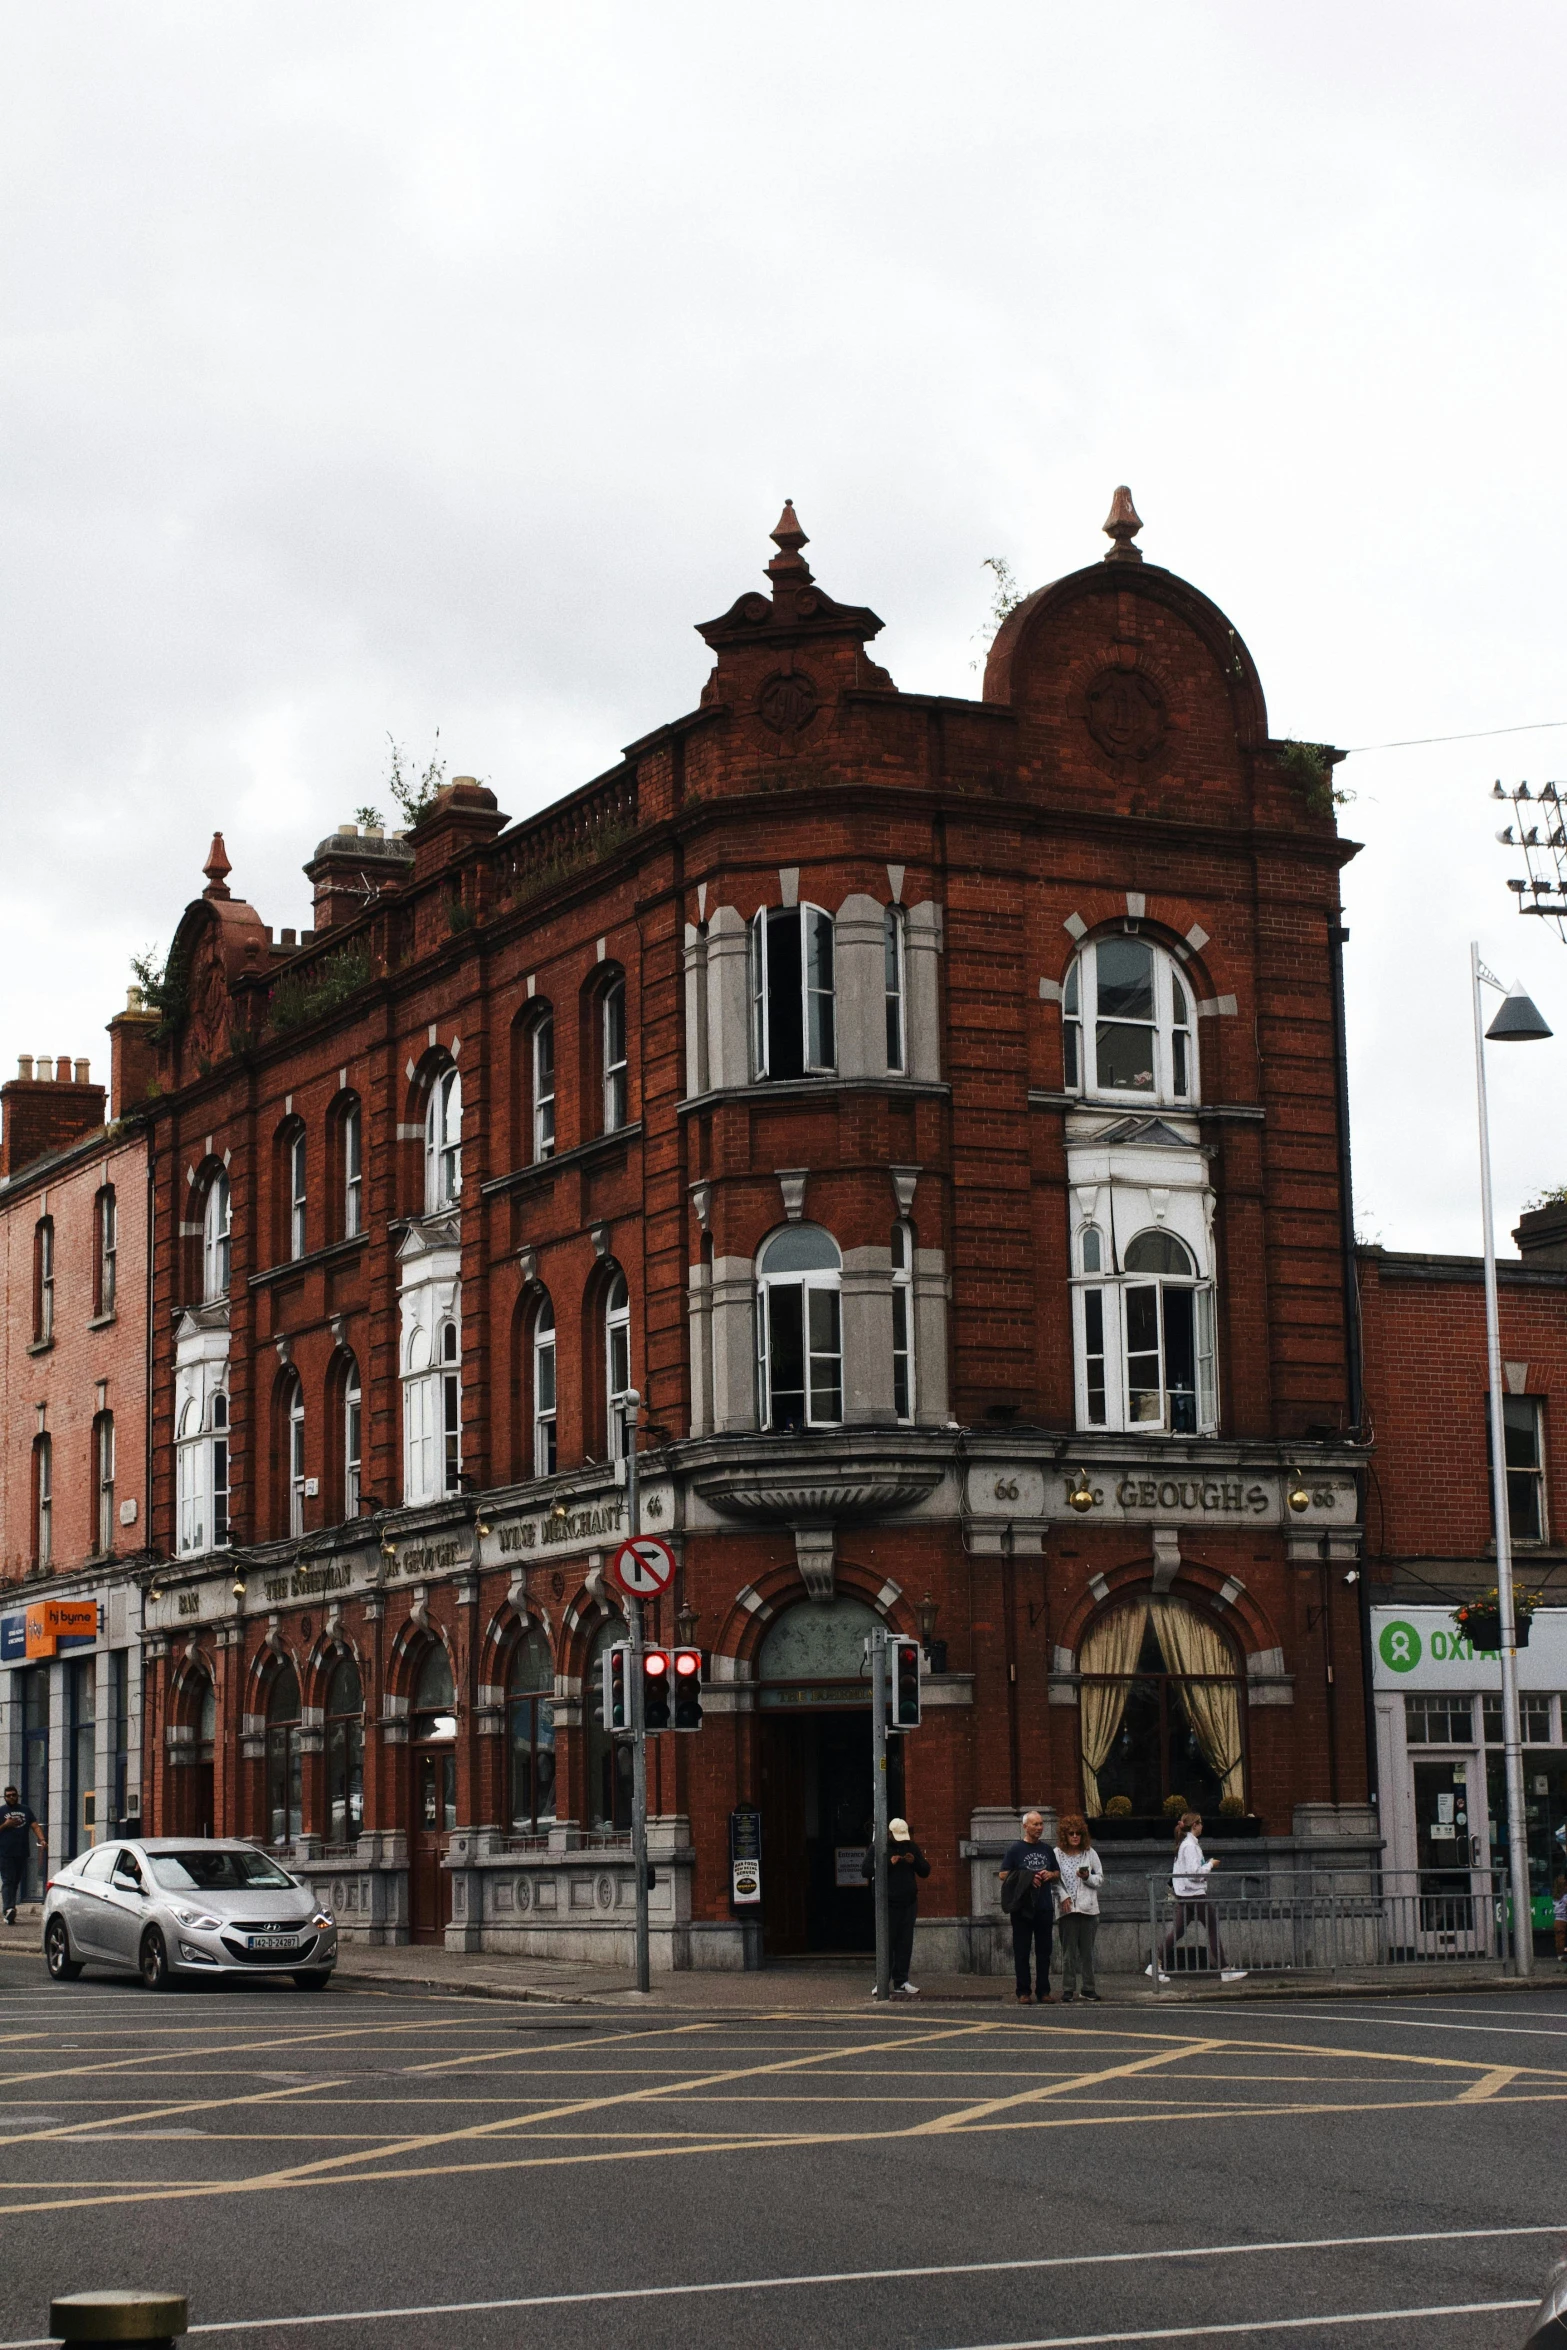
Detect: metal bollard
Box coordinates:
(50, 2294, 188, 2350)
(1523, 2259, 1567, 2348)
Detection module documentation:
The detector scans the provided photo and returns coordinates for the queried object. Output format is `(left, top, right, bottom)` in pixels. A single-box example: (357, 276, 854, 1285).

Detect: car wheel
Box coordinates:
(44, 1917, 84, 1983)
(140, 1927, 173, 1991)
(292, 1970, 331, 1992)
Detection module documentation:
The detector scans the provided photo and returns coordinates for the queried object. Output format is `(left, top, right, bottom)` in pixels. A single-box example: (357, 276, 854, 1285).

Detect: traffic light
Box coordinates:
(641, 1647, 672, 1732)
(601, 1642, 630, 1732)
(672, 1646, 704, 1731)
(889, 1634, 922, 1730)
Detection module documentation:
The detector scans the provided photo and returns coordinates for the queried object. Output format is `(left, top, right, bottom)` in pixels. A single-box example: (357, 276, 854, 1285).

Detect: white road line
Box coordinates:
(938, 2309, 1536, 2347)
(0, 2221, 1556, 2345)
(1237, 2007, 1567, 2042)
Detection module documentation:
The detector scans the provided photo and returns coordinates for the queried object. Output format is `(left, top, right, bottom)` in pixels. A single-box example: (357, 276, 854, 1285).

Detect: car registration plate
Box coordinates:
(248, 1933, 301, 1952)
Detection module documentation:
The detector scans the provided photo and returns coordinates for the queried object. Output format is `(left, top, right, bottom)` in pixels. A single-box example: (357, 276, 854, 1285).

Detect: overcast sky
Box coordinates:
(3, 3, 1564, 1253)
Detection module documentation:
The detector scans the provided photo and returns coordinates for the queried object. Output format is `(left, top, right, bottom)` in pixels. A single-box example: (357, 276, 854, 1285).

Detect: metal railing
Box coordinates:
(1146, 1868, 1519, 1985)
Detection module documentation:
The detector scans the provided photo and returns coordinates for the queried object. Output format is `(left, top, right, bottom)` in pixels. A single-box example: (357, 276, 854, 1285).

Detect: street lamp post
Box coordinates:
(1470, 944, 1552, 1977)
(623, 1389, 651, 1996)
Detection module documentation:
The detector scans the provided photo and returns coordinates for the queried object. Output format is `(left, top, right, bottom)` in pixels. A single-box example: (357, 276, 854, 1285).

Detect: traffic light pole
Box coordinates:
(871, 1626, 890, 2002)
(624, 1391, 651, 1994)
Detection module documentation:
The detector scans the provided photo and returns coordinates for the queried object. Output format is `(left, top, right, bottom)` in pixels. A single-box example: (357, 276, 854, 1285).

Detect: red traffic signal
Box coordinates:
(672, 1646, 704, 1731)
(641, 1647, 672, 1731)
(888, 1634, 922, 1730)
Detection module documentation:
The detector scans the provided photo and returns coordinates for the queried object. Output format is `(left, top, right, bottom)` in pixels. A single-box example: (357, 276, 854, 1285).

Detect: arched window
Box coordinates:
(324, 1654, 364, 1845)
(891, 1221, 915, 1422)
(32, 1434, 52, 1569)
(412, 1643, 457, 1742)
(33, 1217, 54, 1345)
(283, 1373, 307, 1537)
(342, 1354, 362, 1519)
(1072, 1226, 1217, 1436)
(585, 1616, 632, 1830)
(604, 1272, 632, 1459)
(266, 1664, 302, 1845)
(532, 1015, 555, 1162)
(95, 1186, 117, 1318)
(533, 1297, 557, 1476)
(1062, 934, 1197, 1105)
(342, 1097, 362, 1239)
(601, 979, 628, 1132)
(94, 1409, 115, 1556)
(286, 1123, 308, 1260)
(1078, 1597, 1244, 1822)
(749, 903, 836, 1079)
(756, 1224, 842, 1430)
(884, 906, 907, 1073)
(202, 1171, 231, 1301)
(507, 1629, 557, 1833)
(424, 1065, 462, 1212)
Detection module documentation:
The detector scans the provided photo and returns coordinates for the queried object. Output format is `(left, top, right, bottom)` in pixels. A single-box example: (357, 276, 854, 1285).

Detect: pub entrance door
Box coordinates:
(410, 1747, 455, 1943)
(757, 1710, 905, 1956)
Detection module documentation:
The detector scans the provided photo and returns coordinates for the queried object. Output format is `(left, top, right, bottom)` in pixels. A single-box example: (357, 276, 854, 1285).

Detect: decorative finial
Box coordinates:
(1102, 485, 1143, 564)
(766, 499, 813, 581)
(203, 832, 232, 899)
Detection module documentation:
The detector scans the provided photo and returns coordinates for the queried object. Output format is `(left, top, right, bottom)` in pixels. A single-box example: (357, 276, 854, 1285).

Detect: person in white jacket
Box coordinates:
(1149, 1811, 1247, 1982)
(1053, 1816, 1104, 2001)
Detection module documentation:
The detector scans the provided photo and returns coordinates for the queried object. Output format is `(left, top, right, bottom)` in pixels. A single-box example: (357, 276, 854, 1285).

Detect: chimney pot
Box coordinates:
(74, 1059, 90, 1084)
(57, 1053, 72, 1081)
(37, 1056, 52, 1083)
(18, 1055, 32, 1080)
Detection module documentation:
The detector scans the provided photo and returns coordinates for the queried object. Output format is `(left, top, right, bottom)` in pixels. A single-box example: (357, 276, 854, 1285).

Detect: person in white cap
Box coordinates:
(862, 1817, 931, 1995)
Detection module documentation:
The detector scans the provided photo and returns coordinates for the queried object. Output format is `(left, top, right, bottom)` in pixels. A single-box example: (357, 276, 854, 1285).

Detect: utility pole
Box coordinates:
(870, 1625, 890, 2002)
(624, 1389, 650, 1995)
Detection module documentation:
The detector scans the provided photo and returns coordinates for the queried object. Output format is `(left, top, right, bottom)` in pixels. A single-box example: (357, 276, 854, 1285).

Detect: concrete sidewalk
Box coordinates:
(6, 1905, 1561, 2009)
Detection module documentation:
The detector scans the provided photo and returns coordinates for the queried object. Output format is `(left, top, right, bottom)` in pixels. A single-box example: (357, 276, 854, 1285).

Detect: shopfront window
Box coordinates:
(1403, 1694, 1475, 1745)
(325, 1654, 364, 1845)
(266, 1665, 302, 1845)
(1078, 1597, 1244, 1820)
(507, 1630, 557, 1834)
(1483, 1692, 1554, 1744)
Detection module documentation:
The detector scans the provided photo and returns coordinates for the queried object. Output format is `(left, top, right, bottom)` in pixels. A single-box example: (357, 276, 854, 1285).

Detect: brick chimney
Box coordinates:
(407, 778, 506, 883)
(303, 822, 416, 932)
(1, 1053, 107, 1178)
(108, 987, 161, 1119)
(1515, 1201, 1567, 1269)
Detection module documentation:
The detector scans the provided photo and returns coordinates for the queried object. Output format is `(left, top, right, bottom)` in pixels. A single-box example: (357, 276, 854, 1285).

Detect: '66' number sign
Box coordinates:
(611, 1536, 676, 1599)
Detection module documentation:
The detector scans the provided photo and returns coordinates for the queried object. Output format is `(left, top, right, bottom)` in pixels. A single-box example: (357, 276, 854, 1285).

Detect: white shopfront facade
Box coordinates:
(1371, 1604, 1567, 1931)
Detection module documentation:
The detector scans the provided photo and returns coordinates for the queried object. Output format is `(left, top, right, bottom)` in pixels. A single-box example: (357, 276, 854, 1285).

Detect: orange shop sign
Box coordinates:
(25, 1601, 98, 1657)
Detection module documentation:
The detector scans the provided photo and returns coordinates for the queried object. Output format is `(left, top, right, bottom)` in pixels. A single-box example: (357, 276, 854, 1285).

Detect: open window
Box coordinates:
(424, 1065, 462, 1212)
(202, 1171, 232, 1301)
(756, 1224, 842, 1430)
(749, 904, 836, 1079)
(1073, 1222, 1217, 1435)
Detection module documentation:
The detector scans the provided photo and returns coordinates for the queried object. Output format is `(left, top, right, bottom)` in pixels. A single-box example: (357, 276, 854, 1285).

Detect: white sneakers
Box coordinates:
(1221, 1968, 1249, 1982)
(899, 1980, 919, 1996)
(1144, 1964, 1171, 1981)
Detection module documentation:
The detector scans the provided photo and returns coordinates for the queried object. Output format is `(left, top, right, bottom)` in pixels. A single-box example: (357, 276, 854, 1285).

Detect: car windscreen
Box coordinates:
(148, 1850, 297, 1892)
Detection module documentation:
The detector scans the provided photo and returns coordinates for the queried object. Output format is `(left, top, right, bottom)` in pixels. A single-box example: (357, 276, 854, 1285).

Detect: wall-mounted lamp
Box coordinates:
(675, 1603, 700, 1648)
(917, 1592, 939, 1645)
(550, 1497, 571, 1525)
(1342, 1569, 1360, 1586)
(1067, 1469, 1096, 1514)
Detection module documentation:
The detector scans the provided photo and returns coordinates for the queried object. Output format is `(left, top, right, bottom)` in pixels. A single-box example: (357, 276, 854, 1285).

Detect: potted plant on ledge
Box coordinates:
(1452, 1584, 1542, 1655)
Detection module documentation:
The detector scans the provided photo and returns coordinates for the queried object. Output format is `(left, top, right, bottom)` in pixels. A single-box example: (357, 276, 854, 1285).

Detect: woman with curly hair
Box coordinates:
(1053, 1815, 1104, 2003)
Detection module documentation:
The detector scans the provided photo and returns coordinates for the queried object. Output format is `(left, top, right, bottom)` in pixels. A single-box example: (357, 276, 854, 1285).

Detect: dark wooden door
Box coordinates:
(757, 1717, 808, 1955)
(410, 1749, 456, 1943)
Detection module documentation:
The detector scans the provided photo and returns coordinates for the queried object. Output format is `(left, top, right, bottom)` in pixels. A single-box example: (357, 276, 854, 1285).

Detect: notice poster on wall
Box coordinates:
(730, 1805, 762, 1906)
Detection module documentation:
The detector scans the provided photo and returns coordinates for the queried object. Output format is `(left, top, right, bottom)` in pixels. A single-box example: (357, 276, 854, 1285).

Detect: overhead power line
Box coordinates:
(1346, 719, 1567, 754)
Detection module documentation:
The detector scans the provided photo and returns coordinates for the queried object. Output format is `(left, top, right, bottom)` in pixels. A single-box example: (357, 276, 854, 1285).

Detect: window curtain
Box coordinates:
(1150, 1597, 1244, 1804)
(1078, 1600, 1150, 1815)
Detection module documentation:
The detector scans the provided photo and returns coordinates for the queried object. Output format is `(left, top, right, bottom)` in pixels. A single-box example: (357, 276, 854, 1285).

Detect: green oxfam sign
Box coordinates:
(1378, 1621, 1423, 1673)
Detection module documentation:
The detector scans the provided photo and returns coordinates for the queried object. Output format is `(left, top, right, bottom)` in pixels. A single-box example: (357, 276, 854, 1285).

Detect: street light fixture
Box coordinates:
(1471, 942, 1552, 1976)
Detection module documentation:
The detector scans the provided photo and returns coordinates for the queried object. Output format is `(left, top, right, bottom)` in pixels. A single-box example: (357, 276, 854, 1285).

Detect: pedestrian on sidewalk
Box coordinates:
(1000, 1809, 1060, 2005)
(864, 1817, 931, 1996)
(1149, 1810, 1246, 1983)
(0, 1786, 44, 1926)
(1053, 1815, 1104, 2002)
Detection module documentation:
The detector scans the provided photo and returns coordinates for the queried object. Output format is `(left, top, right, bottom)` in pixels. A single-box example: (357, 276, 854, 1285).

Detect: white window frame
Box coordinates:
(343, 1100, 362, 1239)
(343, 1357, 362, 1519)
(1494, 1394, 1548, 1545)
(97, 1187, 117, 1317)
(533, 1016, 555, 1162)
(533, 1298, 557, 1477)
(1071, 1222, 1217, 1435)
(202, 1172, 231, 1301)
(36, 1218, 54, 1345)
(605, 1273, 631, 1459)
(287, 1376, 306, 1537)
(288, 1127, 308, 1261)
(891, 1219, 915, 1422)
(440, 1320, 461, 1494)
(424, 1067, 462, 1212)
(755, 1225, 843, 1431)
(602, 980, 628, 1132)
(35, 1435, 52, 1567)
(177, 1400, 205, 1555)
(402, 1327, 435, 1503)
(96, 1410, 115, 1555)
(1062, 934, 1199, 1106)
(749, 904, 837, 1079)
(884, 905, 907, 1074)
(210, 1392, 230, 1547)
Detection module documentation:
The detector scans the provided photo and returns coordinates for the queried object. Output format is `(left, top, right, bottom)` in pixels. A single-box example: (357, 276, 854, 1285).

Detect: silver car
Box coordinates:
(42, 1838, 337, 1991)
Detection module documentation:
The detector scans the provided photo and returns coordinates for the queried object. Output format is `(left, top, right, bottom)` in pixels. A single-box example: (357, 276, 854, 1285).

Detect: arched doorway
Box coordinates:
(408, 1644, 457, 1942)
(754, 1597, 905, 1957)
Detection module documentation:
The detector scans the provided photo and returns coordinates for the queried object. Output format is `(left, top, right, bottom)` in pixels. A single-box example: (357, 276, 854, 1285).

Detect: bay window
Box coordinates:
(1074, 1223, 1217, 1435)
(891, 1220, 915, 1421)
(750, 904, 836, 1078)
(757, 1224, 842, 1430)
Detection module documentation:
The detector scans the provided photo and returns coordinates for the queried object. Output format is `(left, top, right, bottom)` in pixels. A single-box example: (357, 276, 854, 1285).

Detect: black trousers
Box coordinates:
(1012, 1908, 1053, 1995)
(890, 1905, 917, 1986)
(0, 1857, 24, 1915)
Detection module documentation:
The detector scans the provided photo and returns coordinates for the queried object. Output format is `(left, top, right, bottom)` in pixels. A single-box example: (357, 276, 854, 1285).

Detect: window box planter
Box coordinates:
(1462, 1610, 1530, 1654)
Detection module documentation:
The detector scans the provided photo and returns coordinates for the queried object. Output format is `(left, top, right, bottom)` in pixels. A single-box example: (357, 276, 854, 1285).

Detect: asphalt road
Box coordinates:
(3, 1955, 1566, 2350)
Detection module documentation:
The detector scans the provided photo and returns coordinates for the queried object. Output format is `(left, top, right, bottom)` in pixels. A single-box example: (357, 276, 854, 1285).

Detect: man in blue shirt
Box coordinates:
(999, 1809, 1059, 2005)
(0, 1787, 45, 1925)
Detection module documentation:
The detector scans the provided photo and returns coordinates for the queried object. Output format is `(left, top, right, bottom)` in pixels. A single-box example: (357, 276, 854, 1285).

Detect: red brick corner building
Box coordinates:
(135, 493, 1371, 1966)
